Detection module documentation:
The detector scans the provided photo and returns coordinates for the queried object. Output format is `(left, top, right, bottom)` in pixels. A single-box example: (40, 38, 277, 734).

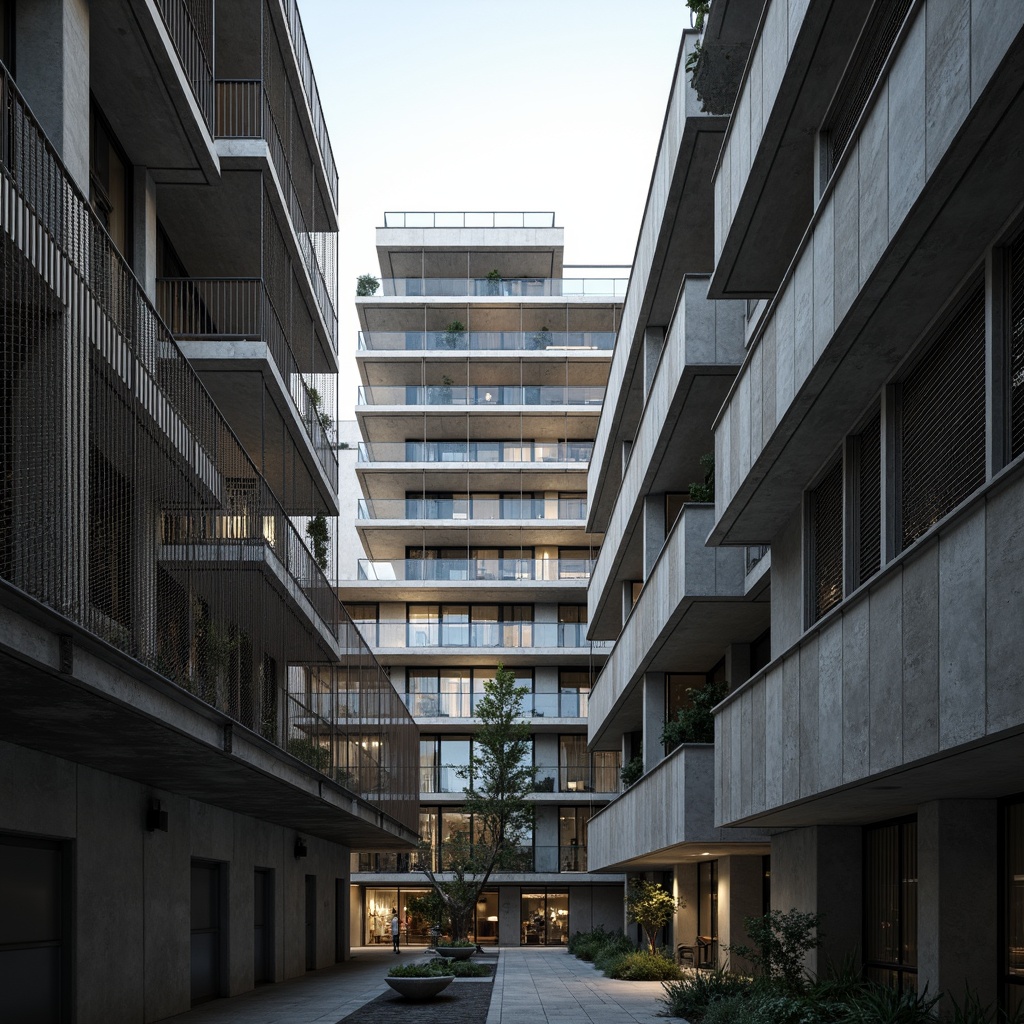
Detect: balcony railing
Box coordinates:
(357, 440, 594, 464)
(156, 277, 338, 491)
(357, 558, 594, 582)
(359, 621, 609, 651)
(419, 764, 618, 795)
(215, 79, 337, 343)
(277, 0, 339, 205)
(357, 330, 615, 352)
(379, 278, 627, 298)
(155, 0, 214, 129)
(357, 385, 605, 408)
(0, 60, 416, 826)
(383, 211, 556, 229)
(356, 845, 590, 874)
(398, 689, 591, 719)
(357, 497, 586, 521)
(746, 544, 770, 573)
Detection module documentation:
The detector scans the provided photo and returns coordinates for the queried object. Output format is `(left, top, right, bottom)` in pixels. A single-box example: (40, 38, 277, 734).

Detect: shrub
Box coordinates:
(661, 680, 728, 749)
(435, 938, 475, 948)
(660, 967, 752, 1020)
(621, 754, 644, 787)
(702, 989, 847, 1024)
(356, 274, 379, 296)
(568, 927, 632, 963)
(429, 957, 491, 977)
(592, 933, 636, 972)
(843, 983, 940, 1023)
(387, 961, 455, 978)
(604, 950, 681, 981)
(688, 451, 715, 502)
(728, 908, 824, 994)
(948, 988, 1024, 1024)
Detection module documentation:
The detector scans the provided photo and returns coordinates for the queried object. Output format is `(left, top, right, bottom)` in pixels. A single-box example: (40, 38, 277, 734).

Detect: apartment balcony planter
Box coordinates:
(710, 0, 1024, 545)
(715, 467, 1024, 829)
(589, 32, 730, 533)
(588, 505, 768, 748)
(156, 276, 339, 512)
(588, 276, 745, 637)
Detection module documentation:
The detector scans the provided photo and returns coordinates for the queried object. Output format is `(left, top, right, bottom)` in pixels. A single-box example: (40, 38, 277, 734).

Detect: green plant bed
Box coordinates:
(388, 962, 456, 978)
(435, 943, 475, 960)
(429, 957, 492, 977)
(603, 950, 681, 981)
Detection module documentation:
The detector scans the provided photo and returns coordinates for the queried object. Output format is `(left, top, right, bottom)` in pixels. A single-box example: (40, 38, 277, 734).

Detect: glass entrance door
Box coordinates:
(520, 891, 569, 945)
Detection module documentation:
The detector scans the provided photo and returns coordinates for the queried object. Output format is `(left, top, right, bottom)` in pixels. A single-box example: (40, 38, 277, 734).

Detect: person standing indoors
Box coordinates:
(391, 909, 400, 953)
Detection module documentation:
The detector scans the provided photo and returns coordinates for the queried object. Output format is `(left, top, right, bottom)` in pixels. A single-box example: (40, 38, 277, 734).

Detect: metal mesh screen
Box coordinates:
(900, 284, 986, 550)
(857, 413, 882, 586)
(823, 0, 914, 181)
(0, 66, 416, 832)
(811, 459, 844, 622)
(1009, 232, 1024, 459)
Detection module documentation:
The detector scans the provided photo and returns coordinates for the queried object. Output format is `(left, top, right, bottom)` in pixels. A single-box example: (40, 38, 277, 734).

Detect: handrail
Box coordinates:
(356, 440, 594, 464)
(383, 211, 556, 228)
(357, 558, 595, 582)
(378, 277, 627, 298)
(357, 497, 587, 521)
(357, 385, 605, 408)
(357, 330, 615, 352)
(154, 0, 214, 129)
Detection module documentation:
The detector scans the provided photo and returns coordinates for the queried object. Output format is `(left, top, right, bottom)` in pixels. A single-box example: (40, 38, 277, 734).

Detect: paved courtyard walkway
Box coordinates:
(160, 946, 670, 1024)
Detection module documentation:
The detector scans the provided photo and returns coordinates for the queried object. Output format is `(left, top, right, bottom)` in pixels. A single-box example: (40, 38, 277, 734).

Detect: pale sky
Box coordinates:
(298, 0, 689, 417)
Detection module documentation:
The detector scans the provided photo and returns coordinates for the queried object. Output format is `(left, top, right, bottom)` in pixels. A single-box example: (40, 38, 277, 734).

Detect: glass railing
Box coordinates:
(357, 385, 605, 407)
(383, 212, 556, 228)
(362, 621, 607, 651)
(357, 498, 587, 521)
(357, 330, 615, 352)
(357, 441, 594, 464)
(378, 278, 627, 298)
(357, 558, 594, 582)
(356, 845, 589, 874)
(746, 544, 770, 572)
(418, 764, 617, 795)
(398, 689, 591, 719)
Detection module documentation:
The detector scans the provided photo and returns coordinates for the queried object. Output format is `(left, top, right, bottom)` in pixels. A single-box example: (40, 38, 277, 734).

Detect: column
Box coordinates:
(717, 855, 764, 973)
(642, 495, 666, 580)
(642, 327, 665, 399)
(641, 672, 666, 774)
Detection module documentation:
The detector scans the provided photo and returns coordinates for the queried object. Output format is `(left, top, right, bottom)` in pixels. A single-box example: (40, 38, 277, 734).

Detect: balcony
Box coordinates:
(418, 764, 619, 797)
(356, 844, 591, 875)
(377, 278, 627, 298)
(588, 505, 768, 748)
(156, 276, 339, 508)
(357, 441, 593, 465)
(356, 385, 605, 408)
(588, 745, 767, 871)
(214, 78, 338, 342)
(715, 469, 1024, 829)
(588, 276, 745, 637)
(357, 497, 586, 522)
(588, 32, 729, 533)
(710, 0, 1024, 544)
(357, 330, 615, 352)
(357, 558, 593, 583)
(383, 212, 556, 228)
(397, 688, 592, 720)
(357, 621, 611, 655)
(153, 0, 214, 128)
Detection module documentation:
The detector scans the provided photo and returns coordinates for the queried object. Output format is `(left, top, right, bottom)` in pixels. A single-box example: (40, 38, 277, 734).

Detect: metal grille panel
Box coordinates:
(857, 413, 882, 585)
(1009, 232, 1024, 459)
(824, 0, 914, 180)
(811, 459, 844, 622)
(0, 65, 416, 832)
(900, 285, 986, 549)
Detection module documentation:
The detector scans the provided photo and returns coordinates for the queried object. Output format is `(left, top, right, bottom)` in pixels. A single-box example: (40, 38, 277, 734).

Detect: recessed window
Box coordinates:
(863, 818, 918, 990)
(809, 459, 844, 623)
(855, 412, 882, 587)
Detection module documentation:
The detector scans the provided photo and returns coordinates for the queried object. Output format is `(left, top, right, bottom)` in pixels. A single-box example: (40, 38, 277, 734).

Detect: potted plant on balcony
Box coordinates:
(443, 320, 467, 350)
(687, 452, 715, 502)
(661, 680, 727, 752)
(530, 326, 553, 349)
(306, 514, 330, 572)
(486, 268, 502, 295)
(356, 273, 380, 296)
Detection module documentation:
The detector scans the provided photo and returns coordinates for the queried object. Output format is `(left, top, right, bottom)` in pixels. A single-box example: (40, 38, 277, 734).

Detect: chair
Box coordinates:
(677, 944, 697, 967)
(696, 935, 714, 968)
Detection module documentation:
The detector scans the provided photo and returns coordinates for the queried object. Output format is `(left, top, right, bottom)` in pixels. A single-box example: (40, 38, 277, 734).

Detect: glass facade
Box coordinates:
(1004, 800, 1024, 1014)
(521, 891, 569, 945)
(863, 818, 918, 990)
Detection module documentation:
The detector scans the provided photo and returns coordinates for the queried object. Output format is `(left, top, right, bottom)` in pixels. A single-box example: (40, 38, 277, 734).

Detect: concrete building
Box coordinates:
(0, 3, 416, 1021)
(590, 0, 1024, 1011)
(336, 212, 629, 947)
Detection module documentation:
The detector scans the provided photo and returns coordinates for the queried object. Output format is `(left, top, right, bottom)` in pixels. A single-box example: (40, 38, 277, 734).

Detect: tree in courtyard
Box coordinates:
(626, 877, 680, 955)
(416, 663, 536, 941)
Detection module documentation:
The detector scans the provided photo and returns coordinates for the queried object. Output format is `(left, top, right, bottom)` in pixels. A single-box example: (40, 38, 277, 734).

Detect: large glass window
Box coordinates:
(809, 458, 844, 623)
(864, 818, 918, 991)
(559, 808, 591, 872)
(404, 667, 532, 717)
(698, 859, 719, 966)
(1004, 800, 1024, 1015)
(558, 668, 592, 717)
(521, 891, 569, 945)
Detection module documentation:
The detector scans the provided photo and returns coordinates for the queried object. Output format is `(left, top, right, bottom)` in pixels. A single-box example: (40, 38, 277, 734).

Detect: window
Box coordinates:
(855, 412, 882, 587)
(1007, 233, 1024, 460)
(521, 891, 569, 946)
(864, 818, 918, 990)
(809, 459, 844, 623)
(559, 808, 591, 871)
(88, 444, 134, 631)
(404, 667, 532, 717)
(90, 103, 131, 259)
(899, 284, 986, 550)
(558, 668, 592, 717)
(1003, 799, 1024, 1016)
(698, 860, 719, 962)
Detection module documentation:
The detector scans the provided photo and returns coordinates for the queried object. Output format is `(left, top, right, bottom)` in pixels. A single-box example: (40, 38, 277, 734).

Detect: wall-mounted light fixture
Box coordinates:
(146, 799, 169, 833)
(294, 836, 308, 859)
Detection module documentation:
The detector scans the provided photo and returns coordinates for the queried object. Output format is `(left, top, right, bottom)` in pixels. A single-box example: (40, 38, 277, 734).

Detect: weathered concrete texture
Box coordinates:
(0, 740, 353, 1024)
(712, 0, 1024, 545)
(770, 826, 862, 975)
(717, 855, 764, 974)
(917, 800, 998, 1015)
(715, 469, 1024, 825)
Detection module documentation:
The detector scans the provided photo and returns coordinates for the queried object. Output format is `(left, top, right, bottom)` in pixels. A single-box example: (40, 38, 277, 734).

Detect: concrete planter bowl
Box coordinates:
(434, 945, 475, 960)
(385, 975, 455, 999)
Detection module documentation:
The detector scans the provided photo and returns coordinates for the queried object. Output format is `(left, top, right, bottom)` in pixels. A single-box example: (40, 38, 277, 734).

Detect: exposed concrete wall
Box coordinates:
(717, 470, 1024, 823)
(770, 826, 861, 976)
(769, 505, 803, 656)
(335, 420, 363, 579)
(15, 0, 90, 191)
(717, 855, 763, 974)
(0, 740, 352, 1023)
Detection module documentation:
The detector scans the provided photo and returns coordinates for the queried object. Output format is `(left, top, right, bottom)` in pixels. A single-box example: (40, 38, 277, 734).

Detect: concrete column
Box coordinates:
(534, 806, 559, 873)
(642, 495, 666, 580)
(621, 439, 632, 479)
(499, 885, 519, 947)
(16, 0, 90, 191)
(917, 800, 998, 1014)
(770, 826, 862, 975)
(724, 644, 751, 690)
(621, 580, 635, 625)
(717, 855, 764, 974)
(675, 862, 699, 949)
(132, 167, 158, 302)
(642, 327, 665, 399)
(641, 672, 666, 773)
